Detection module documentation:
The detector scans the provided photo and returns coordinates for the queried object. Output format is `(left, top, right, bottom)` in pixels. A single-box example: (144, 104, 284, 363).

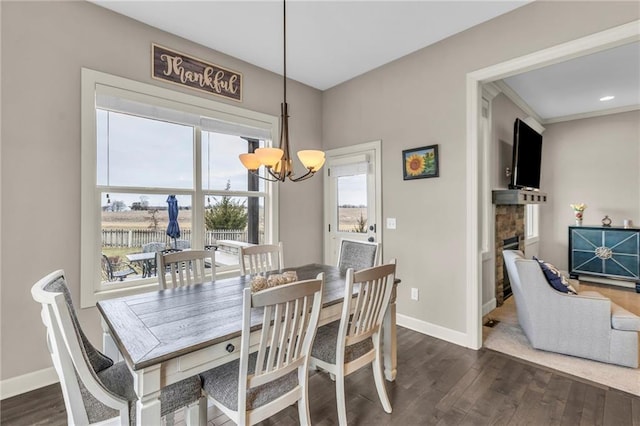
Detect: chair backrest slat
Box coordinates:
(343, 261, 396, 345)
(242, 275, 323, 392)
(240, 242, 284, 275)
(159, 250, 215, 289)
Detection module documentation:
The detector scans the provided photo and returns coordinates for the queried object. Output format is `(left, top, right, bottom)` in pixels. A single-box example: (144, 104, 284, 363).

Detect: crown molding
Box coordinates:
(494, 80, 544, 124)
(543, 104, 640, 124)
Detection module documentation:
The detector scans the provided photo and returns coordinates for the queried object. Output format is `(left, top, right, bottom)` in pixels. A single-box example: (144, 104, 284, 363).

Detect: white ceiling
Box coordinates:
(502, 42, 640, 122)
(91, 0, 530, 90)
(90, 0, 639, 121)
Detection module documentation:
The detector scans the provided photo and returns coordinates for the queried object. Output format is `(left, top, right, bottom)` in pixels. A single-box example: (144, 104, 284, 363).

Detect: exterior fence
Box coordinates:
(102, 229, 257, 248)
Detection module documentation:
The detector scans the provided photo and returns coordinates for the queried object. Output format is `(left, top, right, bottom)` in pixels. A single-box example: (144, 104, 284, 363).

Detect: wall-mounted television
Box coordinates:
(509, 118, 543, 190)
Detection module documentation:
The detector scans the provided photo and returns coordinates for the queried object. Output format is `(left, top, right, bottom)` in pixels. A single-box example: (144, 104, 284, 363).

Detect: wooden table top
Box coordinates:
(97, 264, 350, 370)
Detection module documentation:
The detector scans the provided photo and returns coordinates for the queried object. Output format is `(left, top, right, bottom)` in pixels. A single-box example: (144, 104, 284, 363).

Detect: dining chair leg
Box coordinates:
(335, 372, 348, 426)
(298, 395, 311, 426)
(372, 340, 392, 413)
(184, 397, 207, 426)
(298, 368, 312, 426)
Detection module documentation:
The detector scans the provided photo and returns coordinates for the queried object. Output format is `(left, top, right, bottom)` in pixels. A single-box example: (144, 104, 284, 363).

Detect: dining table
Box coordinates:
(97, 263, 399, 425)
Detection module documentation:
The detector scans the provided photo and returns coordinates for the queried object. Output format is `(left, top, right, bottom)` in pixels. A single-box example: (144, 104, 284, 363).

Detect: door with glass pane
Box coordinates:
(323, 141, 381, 266)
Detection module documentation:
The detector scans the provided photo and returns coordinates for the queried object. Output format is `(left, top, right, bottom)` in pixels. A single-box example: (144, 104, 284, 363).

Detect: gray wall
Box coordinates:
(322, 2, 638, 333)
(1, 1, 323, 381)
(2, 0, 639, 387)
(539, 110, 640, 269)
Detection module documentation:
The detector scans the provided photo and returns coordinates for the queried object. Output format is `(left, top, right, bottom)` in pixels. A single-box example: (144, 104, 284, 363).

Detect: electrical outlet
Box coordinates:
(411, 288, 419, 301)
(386, 218, 397, 229)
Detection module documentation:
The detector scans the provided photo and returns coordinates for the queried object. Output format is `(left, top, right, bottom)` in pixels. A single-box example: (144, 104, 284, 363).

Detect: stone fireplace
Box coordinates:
(492, 189, 547, 306)
(494, 205, 524, 305)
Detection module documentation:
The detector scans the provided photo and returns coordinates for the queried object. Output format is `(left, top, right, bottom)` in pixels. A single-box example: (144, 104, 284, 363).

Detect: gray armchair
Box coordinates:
(503, 250, 639, 368)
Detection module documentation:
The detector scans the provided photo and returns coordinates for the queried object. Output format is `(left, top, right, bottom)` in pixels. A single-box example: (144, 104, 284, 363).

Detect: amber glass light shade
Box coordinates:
(297, 150, 325, 171)
(239, 153, 262, 171)
(254, 148, 284, 168)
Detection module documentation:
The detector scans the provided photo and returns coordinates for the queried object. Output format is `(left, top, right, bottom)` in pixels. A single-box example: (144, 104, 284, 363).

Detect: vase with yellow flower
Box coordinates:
(570, 203, 586, 226)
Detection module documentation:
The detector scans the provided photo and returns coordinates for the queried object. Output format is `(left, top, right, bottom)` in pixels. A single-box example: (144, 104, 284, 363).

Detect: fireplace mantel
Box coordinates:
(492, 189, 547, 205)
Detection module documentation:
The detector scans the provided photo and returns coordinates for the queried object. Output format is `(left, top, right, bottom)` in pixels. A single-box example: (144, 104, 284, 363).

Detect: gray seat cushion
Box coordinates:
(84, 361, 202, 425)
(44, 275, 201, 425)
(311, 320, 374, 364)
(200, 352, 298, 411)
(611, 302, 640, 331)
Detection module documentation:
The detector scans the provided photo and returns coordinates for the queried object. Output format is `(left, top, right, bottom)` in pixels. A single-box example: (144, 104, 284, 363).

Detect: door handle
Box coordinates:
(369, 224, 376, 232)
(368, 236, 374, 242)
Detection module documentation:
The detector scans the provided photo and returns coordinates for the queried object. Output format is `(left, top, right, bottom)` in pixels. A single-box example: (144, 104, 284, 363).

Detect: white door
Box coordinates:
(323, 141, 382, 266)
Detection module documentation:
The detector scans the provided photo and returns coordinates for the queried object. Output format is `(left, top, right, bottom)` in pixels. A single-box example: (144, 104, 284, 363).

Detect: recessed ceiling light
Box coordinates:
(599, 95, 615, 102)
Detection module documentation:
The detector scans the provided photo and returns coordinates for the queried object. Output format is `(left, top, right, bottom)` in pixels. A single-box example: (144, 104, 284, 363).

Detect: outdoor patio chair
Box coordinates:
(31, 270, 206, 425)
(175, 239, 191, 250)
(101, 254, 136, 282)
(142, 242, 168, 276)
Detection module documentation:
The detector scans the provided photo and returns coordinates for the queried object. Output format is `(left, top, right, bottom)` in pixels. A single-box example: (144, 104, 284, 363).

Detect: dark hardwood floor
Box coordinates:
(2, 327, 639, 425)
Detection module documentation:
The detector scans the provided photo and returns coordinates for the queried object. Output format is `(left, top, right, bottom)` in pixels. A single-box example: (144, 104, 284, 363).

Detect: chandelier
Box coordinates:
(239, 0, 325, 182)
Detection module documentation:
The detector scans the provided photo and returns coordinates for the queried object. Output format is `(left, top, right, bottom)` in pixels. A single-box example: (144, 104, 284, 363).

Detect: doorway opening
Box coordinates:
(465, 21, 639, 349)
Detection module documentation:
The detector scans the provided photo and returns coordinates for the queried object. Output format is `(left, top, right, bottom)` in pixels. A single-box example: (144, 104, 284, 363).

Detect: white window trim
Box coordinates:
(526, 203, 540, 242)
(81, 68, 279, 308)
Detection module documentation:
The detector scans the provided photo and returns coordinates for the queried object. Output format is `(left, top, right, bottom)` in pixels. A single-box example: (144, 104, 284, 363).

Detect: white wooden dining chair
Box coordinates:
(158, 249, 216, 289)
(199, 274, 324, 426)
(310, 260, 397, 425)
(336, 238, 380, 272)
(30, 270, 206, 426)
(239, 242, 284, 275)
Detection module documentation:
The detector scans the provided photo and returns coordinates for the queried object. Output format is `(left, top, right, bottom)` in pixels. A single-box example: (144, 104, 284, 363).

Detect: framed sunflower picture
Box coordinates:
(402, 144, 439, 180)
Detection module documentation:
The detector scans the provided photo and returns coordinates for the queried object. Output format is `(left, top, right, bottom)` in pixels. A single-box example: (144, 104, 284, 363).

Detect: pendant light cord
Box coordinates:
(283, 0, 287, 104)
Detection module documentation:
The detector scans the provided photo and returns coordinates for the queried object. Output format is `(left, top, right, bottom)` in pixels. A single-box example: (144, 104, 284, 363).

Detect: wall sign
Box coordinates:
(152, 43, 242, 102)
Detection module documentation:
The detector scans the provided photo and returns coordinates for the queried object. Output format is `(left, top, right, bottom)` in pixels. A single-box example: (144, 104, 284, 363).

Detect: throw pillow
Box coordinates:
(533, 256, 578, 294)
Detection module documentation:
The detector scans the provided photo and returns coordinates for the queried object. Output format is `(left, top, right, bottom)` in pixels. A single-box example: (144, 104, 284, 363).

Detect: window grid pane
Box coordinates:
(97, 110, 194, 189)
(336, 174, 368, 233)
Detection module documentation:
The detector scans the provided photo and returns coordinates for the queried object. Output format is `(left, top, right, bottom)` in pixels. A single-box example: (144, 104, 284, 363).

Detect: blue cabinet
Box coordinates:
(569, 226, 640, 292)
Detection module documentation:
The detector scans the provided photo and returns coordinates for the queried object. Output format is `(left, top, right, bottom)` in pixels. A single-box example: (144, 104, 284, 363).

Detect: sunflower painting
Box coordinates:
(402, 145, 439, 180)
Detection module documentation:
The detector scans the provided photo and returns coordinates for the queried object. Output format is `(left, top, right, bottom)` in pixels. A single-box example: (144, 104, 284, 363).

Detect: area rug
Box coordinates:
(483, 297, 640, 396)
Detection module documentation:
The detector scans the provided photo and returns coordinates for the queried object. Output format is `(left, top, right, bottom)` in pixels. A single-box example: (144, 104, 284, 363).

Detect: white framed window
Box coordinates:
(526, 204, 539, 241)
(81, 69, 279, 307)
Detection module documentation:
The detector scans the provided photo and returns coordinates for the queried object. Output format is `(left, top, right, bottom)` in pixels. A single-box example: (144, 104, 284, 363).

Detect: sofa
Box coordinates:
(503, 250, 640, 368)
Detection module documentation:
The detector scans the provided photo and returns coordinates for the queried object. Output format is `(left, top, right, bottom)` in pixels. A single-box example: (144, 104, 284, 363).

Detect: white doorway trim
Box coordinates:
(465, 20, 640, 349)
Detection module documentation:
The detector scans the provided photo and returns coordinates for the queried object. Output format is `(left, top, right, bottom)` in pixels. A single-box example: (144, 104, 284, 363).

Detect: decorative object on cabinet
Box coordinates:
(570, 203, 586, 226)
(601, 215, 612, 227)
(569, 225, 640, 292)
(402, 145, 439, 180)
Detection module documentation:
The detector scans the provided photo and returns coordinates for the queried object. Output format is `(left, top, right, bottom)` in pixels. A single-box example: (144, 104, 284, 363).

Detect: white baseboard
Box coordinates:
(0, 367, 59, 400)
(482, 298, 497, 316)
(397, 314, 469, 348)
(577, 275, 636, 289)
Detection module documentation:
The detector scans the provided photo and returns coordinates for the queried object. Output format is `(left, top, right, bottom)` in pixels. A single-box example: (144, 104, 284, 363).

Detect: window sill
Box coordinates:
(82, 268, 243, 309)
